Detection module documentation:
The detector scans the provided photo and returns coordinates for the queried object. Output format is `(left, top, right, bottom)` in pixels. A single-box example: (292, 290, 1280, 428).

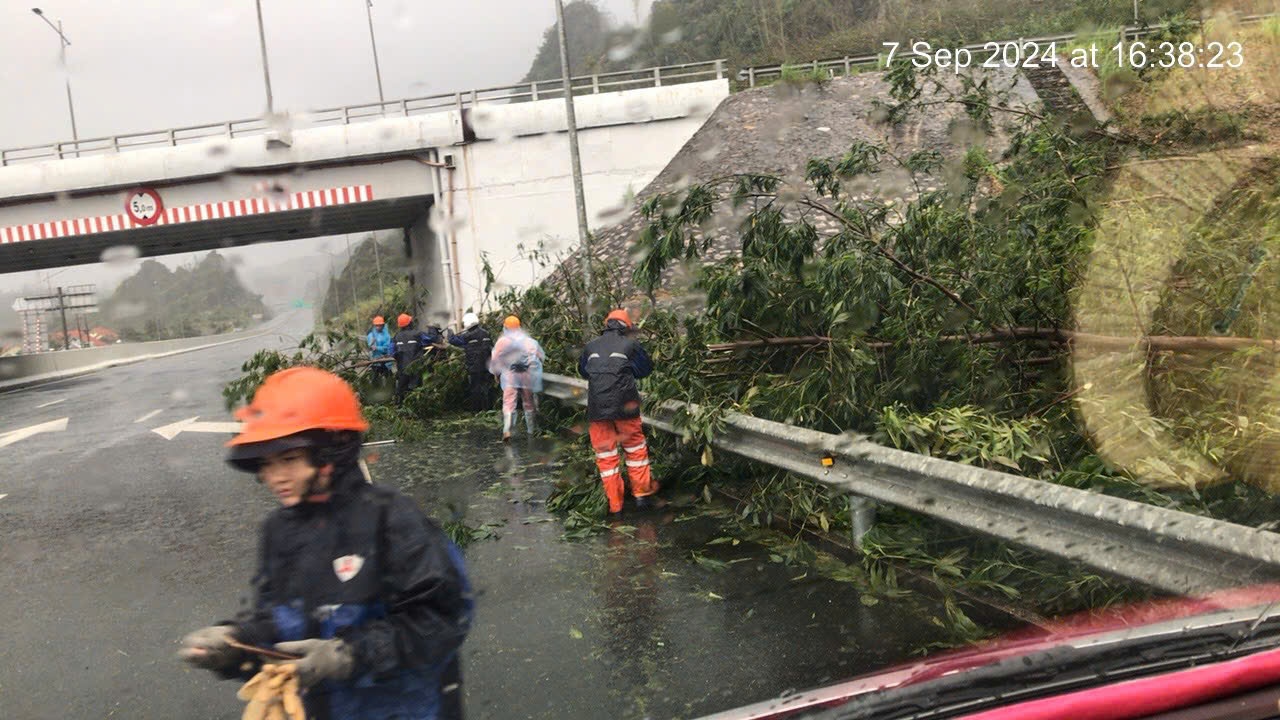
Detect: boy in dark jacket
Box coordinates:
(179, 367, 473, 719)
(578, 309, 656, 514)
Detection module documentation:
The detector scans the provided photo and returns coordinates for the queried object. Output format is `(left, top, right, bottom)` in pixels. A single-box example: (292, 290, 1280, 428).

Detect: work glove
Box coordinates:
(239, 664, 306, 720)
(274, 638, 355, 688)
(179, 625, 242, 671)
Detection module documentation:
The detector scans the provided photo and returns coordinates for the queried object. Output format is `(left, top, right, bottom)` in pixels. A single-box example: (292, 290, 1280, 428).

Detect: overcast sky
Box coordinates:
(0, 0, 652, 296)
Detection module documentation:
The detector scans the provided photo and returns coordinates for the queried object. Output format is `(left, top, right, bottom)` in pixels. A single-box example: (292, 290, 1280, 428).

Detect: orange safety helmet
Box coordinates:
(503, 315, 521, 329)
(372, 315, 385, 326)
(605, 308, 632, 328)
(397, 313, 413, 328)
(226, 366, 368, 471)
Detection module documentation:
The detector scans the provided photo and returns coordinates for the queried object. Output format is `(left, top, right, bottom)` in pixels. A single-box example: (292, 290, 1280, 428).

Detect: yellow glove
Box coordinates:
(237, 663, 305, 720)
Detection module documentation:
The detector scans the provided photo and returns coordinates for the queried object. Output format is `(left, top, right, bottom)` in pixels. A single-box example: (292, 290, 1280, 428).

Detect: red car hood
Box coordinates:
(701, 583, 1280, 720)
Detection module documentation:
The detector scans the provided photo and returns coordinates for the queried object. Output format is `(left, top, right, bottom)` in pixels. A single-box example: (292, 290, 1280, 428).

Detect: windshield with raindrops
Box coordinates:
(0, 1, 1278, 719)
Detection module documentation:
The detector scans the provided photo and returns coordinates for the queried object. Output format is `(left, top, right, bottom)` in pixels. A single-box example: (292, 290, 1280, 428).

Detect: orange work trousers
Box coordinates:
(589, 416, 656, 514)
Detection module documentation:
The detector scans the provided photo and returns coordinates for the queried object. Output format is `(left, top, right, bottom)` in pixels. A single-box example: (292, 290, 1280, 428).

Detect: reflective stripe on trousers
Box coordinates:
(589, 416, 655, 513)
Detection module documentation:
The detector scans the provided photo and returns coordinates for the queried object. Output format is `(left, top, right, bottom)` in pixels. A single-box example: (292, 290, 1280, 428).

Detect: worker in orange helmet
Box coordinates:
(391, 313, 442, 405)
(488, 315, 545, 442)
(178, 367, 473, 719)
(578, 309, 658, 514)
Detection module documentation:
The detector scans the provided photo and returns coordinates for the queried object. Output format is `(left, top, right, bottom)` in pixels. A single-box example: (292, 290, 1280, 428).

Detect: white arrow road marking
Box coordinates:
(0, 494, 7, 502)
(134, 409, 163, 424)
(36, 398, 66, 409)
(0, 417, 69, 449)
(151, 417, 243, 440)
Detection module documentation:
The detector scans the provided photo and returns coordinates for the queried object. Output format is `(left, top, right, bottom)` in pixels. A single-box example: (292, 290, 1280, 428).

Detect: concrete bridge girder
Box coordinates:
(0, 79, 732, 326)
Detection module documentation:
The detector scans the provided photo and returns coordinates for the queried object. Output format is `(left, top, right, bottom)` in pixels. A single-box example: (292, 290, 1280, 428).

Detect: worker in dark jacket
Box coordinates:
(179, 367, 473, 719)
(392, 313, 438, 405)
(449, 312, 495, 411)
(578, 309, 656, 514)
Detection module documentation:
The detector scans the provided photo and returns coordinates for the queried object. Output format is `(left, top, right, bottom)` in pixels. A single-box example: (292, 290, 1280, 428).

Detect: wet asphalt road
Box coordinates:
(0, 316, 969, 719)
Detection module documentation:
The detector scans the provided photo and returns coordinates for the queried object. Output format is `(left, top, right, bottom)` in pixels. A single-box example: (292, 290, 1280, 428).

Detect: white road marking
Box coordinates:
(0, 494, 7, 502)
(134, 409, 163, 424)
(151, 416, 242, 440)
(0, 417, 69, 449)
(35, 398, 66, 409)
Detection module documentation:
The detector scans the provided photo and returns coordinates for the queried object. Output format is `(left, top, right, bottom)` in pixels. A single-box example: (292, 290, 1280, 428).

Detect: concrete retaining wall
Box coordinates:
(0, 325, 268, 391)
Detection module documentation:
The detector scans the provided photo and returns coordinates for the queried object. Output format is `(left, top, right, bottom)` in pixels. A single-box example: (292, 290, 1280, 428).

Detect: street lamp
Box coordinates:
(364, 1, 385, 106)
(254, 0, 275, 114)
(554, 0, 593, 325)
(31, 8, 80, 151)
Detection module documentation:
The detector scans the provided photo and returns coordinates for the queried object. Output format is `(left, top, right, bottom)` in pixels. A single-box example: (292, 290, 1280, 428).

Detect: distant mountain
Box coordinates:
(100, 252, 269, 341)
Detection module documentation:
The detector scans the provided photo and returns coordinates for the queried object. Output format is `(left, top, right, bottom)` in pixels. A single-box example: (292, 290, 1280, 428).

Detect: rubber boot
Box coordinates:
(524, 411, 537, 436)
(502, 412, 514, 443)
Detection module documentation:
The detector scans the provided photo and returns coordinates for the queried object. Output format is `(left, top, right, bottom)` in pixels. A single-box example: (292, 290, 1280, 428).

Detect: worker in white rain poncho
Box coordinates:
(487, 315, 545, 442)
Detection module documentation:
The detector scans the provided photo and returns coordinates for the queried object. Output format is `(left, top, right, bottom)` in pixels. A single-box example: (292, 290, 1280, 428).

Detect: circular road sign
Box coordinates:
(124, 188, 164, 226)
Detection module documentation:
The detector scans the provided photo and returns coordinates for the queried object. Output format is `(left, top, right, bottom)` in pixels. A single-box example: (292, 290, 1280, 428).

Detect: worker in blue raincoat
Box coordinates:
(366, 315, 393, 380)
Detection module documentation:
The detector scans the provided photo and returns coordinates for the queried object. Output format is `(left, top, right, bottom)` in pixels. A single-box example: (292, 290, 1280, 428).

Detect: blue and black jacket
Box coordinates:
(231, 463, 473, 720)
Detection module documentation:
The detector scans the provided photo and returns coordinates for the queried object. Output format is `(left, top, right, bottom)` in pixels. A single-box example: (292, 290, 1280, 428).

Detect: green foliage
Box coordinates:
(443, 519, 504, 547)
(319, 235, 417, 334)
(1136, 108, 1253, 148)
(876, 404, 1053, 474)
(520, 0, 1205, 82)
(779, 63, 829, 87)
(222, 325, 470, 435)
(547, 475, 609, 520)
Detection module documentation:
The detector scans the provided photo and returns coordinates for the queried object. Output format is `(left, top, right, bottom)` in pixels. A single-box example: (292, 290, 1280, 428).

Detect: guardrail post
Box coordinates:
(812, 59, 819, 74)
(342, 106, 351, 125)
(843, 56, 851, 75)
(470, 89, 478, 106)
(848, 495, 876, 548)
(399, 99, 408, 117)
(747, 66, 756, 87)
(454, 92, 463, 114)
(591, 74, 600, 93)
(110, 136, 120, 153)
(167, 129, 176, 146)
(1, 150, 6, 167)
(653, 67, 662, 87)
(531, 81, 539, 101)
(714, 59, 724, 79)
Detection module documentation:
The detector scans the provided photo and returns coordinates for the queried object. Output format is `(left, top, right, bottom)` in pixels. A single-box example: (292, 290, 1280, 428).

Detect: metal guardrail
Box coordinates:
(738, 13, 1274, 86)
(541, 373, 1280, 595)
(0, 59, 727, 167)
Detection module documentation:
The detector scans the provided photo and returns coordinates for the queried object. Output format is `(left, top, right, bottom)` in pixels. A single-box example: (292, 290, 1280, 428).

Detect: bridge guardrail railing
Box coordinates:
(540, 372, 1280, 595)
(0, 59, 727, 167)
(737, 13, 1274, 86)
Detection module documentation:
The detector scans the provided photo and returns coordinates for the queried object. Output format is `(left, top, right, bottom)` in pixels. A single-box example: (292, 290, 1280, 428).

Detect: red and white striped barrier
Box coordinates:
(0, 184, 374, 244)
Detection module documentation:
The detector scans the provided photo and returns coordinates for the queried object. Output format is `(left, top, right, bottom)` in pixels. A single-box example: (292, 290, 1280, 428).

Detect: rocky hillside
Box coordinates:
(101, 252, 268, 341)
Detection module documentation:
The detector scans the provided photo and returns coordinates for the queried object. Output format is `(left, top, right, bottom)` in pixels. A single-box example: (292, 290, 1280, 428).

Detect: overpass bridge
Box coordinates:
(0, 62, 729, 325)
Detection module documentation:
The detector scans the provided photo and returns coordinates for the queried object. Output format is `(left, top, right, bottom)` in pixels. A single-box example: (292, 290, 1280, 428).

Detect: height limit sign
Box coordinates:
(125, 187, 164, 226)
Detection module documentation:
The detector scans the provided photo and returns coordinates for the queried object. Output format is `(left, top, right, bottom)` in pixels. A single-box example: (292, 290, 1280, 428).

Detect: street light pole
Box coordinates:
(370, 234, 385, 302)
(31, 9, 79, 151)
(345, 236, 359, 313)
(364, 0, 385, 106)
(554, 0, 593, 322)
(254, 0, 275, 114)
